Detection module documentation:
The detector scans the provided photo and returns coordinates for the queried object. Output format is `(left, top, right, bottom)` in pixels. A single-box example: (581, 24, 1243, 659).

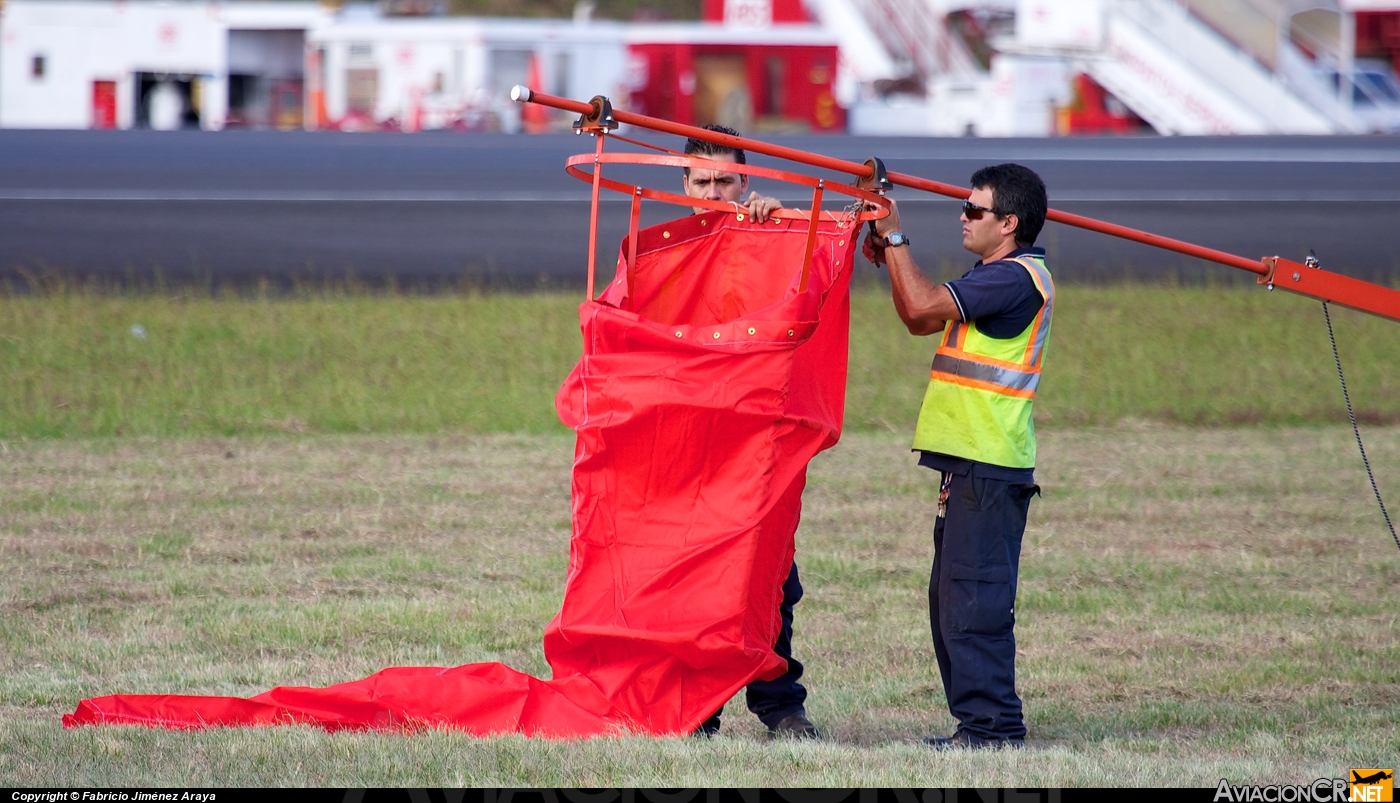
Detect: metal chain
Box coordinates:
(840, 199, 865, 226)
(1322, 300, 1399, 551)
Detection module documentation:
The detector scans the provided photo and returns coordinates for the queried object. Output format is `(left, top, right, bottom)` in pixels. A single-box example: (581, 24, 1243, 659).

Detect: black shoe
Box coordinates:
(691, 711, 722, 738)
(920, 731, 1024, 751)
(767, 712, 820, 740)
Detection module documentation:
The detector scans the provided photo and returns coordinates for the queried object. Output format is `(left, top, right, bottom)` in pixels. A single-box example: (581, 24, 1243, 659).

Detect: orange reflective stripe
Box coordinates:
(1022, 305, 1046, 365)
(1011, 257, 1055, 367)
(932, 352, 1041, 395)
(936, 345, 1039, 374)
(929, 369, 1037, 399)
(944, 319, 967, 349)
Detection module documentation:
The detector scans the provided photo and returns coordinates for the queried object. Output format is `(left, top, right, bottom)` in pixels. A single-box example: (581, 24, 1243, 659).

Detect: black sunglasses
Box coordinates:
(961, 199, 1005, 220)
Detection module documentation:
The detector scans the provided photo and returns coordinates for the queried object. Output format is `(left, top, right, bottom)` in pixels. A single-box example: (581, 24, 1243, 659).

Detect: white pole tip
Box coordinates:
(510, 85, 531, 103)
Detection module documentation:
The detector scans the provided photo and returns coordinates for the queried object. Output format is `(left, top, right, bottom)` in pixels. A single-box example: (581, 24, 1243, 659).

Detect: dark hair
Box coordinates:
(683, 125, 746, 177)
(969, 163, 1047, 247)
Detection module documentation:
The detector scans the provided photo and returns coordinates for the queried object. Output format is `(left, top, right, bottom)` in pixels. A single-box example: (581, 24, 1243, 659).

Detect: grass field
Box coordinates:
(3, 285, 1399, 438)
(1, 286, 1397, 785)
(1, 427, 1396, 785)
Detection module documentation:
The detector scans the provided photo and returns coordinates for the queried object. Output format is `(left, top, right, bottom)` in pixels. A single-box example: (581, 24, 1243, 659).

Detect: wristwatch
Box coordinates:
(885, 232, 911, 248)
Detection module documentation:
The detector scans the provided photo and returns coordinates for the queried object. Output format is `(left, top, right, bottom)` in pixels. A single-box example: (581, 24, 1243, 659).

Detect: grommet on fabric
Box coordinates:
(675, 331, 683, 337)
(748, 327, 756, 335)
(736, 213, 745, 221)
(788, 329, 795, 337)
(838, 240, 845, 246)
(701, 220, 707, 226)
(713, 332, 721, 339)
(663, 231, 671, 239)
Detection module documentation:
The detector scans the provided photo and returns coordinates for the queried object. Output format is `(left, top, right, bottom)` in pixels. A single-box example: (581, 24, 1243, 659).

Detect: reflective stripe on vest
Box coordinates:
(930, 256, 1054, 400)
(911, 255, 1054, 469)
(929, 352, 1040, 396)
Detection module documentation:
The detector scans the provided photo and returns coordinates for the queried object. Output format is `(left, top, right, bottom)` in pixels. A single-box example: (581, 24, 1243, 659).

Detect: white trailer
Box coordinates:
(0, 0, 328, 130)
(307, 15, 629, 132)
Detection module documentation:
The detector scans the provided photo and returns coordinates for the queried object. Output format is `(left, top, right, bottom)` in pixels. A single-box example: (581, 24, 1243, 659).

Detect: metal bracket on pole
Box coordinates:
(858, 157, 893, 252)
(1258, 256, 1278, 291)
(572, 95, 618, 135)
(1257, 252, 1400, 320)
(856, 157, 892, 192)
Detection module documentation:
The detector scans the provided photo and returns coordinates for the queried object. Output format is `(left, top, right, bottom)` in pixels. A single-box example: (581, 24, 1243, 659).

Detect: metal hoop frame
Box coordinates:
(567, 139, 891, 300)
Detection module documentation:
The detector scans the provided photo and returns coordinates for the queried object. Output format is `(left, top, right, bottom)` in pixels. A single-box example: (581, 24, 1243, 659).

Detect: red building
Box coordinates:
(1357, 10, 1400, 74)
(624, 0, 844, 132)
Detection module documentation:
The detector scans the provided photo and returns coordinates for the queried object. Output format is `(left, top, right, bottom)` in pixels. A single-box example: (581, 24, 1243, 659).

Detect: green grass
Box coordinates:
(1, 428, 1396, 784)
(1, 286, 1397, 783)
(1, 285, 1397, 438)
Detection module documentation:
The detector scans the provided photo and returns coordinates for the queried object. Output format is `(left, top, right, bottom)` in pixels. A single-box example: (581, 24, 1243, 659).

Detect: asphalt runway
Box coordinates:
(3, 129, 1399, 289)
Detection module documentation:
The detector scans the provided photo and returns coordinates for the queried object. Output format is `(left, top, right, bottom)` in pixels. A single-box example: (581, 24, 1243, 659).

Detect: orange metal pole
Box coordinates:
(512, 87, 1400, 323)
(585, 129, 605, 300)
(517, 89, 877, 181)
(883, 171, 1269, 276)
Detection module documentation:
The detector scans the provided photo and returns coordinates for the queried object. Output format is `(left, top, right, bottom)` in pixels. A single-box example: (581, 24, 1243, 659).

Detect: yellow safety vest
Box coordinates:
(911, 255, 1054, 469)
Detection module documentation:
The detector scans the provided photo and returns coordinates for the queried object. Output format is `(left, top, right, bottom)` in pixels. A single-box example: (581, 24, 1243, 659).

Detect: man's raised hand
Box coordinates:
(743, 191, 783, 223)
(862, 232, 886, 266)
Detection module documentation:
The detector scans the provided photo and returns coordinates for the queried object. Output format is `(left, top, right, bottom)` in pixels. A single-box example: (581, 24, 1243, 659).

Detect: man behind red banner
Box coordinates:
(865, 164, 1054, 750)
(677, 125, 818, 741)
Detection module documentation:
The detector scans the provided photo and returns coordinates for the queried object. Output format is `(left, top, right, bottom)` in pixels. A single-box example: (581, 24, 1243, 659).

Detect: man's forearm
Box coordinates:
(885, 246, 959, 336)
(890, 285, 917, 330)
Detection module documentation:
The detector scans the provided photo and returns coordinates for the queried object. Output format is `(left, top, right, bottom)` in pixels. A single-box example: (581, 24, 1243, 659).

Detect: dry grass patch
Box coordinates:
(1, 427, 1396, 784)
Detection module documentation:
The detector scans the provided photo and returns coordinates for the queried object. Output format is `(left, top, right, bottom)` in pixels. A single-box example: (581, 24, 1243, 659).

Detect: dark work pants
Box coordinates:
(700, 561, 806, 732)
(930, 465, 1037, 741)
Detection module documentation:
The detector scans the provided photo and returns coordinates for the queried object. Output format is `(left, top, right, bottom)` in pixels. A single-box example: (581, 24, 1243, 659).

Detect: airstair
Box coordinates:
(856, 0, 982, 79)
(809, 0, 985, 86)
(1059, 0, 1336, 134)
(803, 0, 902, 102)
(820, 0, 1391, 135)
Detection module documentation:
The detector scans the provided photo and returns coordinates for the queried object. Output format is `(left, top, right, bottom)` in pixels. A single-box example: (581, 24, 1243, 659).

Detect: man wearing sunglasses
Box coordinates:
(863, 164, 1053, 751)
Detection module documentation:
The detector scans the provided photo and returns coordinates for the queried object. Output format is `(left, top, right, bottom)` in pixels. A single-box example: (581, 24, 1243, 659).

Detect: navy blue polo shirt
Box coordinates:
(917, 246, 1046, 480)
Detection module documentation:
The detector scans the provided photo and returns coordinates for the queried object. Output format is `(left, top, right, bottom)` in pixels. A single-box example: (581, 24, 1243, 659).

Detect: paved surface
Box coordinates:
(3, 129, 1399, 289)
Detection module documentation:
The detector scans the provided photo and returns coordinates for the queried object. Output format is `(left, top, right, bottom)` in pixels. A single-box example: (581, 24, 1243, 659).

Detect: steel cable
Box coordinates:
(1322, 300, 1399, 552)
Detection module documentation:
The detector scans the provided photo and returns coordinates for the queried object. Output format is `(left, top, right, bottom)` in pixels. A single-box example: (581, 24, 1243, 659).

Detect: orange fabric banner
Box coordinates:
(65, 211, 857, 736)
